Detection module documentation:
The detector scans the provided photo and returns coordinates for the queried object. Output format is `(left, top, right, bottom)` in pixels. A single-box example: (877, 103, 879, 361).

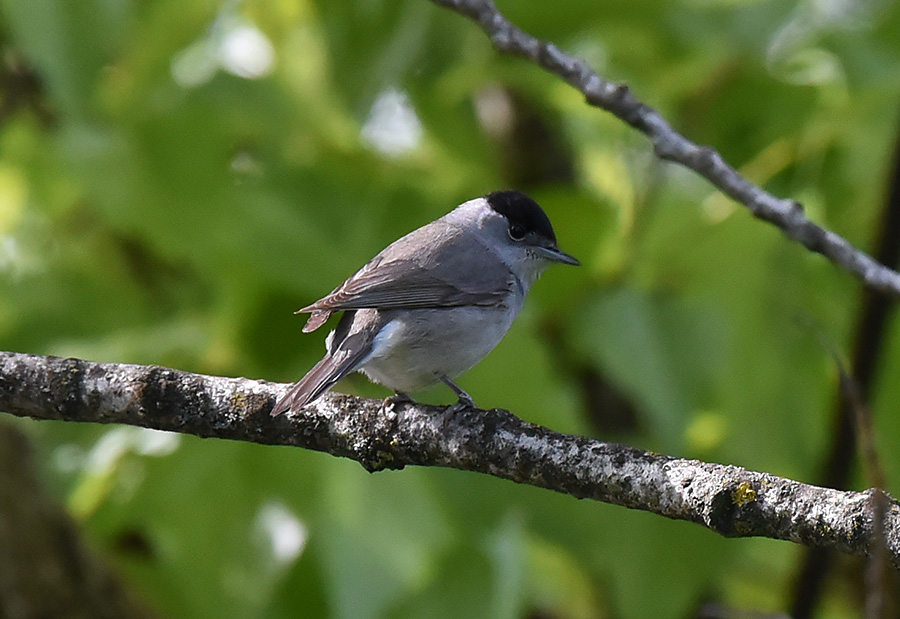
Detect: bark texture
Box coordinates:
(1, 351, 897, 568)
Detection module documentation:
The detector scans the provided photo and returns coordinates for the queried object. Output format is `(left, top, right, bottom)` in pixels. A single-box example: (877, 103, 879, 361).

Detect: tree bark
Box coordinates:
(1, 350, 897, 569)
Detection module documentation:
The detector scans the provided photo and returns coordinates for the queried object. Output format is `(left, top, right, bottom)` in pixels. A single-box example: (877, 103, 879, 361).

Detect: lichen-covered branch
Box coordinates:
(429, 0, 900, 299)
(1, 350, 898, 566)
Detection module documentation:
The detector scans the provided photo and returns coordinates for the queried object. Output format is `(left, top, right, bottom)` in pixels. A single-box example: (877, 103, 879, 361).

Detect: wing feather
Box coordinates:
(298, 223, 515, 332)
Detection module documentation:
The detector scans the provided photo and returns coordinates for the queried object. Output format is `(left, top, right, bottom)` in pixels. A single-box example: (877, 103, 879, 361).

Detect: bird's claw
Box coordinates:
(445, 393, 475, 414)
(383, 392, 413, 411)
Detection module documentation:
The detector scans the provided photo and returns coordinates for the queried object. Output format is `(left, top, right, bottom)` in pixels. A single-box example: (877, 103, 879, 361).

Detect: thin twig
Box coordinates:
(430, 0, 900, 298)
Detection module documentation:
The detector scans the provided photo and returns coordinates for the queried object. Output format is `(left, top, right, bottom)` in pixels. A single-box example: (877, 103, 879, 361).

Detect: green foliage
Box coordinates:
(3, 0, 900, 616)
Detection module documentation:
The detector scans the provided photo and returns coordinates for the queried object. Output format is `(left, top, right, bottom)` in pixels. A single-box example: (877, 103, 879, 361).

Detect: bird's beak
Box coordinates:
(538, 245, 581, 266)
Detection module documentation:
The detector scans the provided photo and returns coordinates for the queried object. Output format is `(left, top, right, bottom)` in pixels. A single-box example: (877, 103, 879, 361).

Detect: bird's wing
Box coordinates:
(299, 224, 516, 332)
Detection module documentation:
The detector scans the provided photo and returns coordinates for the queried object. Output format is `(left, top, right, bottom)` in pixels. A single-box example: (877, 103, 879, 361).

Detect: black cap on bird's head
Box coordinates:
(486, 190, 557, 243)
(485, 190, 580, 266)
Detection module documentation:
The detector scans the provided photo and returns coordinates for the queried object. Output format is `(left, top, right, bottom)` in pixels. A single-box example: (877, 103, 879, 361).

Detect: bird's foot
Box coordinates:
(383, 392, 413, 412)
(440, 375, 476, 414)
(445, 394, 475, 415)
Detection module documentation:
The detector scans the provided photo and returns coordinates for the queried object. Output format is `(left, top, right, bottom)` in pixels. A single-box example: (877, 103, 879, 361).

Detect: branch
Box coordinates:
(430, 0, 900, 299)
(2, 350, 898, 566)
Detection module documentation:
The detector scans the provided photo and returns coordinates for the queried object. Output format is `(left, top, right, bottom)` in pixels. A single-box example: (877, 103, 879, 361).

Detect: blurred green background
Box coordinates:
(2, 0, 900, 617)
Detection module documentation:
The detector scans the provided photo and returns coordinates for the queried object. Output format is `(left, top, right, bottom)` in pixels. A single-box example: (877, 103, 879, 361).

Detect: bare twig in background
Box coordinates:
(430, 0, 900, 299)
(2, 351, 899, 567)
(791, 115, 900, 618)
(840, 369, 892, 619)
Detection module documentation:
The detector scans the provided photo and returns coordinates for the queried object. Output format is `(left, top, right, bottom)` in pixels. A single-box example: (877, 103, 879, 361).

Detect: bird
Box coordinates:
(270, 190, 579, 416)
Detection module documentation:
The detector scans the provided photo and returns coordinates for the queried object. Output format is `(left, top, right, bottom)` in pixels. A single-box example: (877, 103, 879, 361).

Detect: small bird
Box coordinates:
(271, 190, 579, 416)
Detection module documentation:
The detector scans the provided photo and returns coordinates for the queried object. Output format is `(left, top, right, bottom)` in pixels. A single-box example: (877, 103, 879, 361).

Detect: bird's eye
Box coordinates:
(508, 224, 527, 241)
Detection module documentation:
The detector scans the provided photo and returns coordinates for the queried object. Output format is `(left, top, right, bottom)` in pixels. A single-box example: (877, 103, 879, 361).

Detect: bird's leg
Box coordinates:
(440, 375, 475, 413)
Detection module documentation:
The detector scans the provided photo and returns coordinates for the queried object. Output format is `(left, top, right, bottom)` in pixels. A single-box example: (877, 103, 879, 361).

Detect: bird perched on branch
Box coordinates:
(271, 190, 579, 416)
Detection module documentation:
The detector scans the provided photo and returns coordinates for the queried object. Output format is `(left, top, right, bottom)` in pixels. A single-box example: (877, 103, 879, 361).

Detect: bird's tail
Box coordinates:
(271, 329, 373, 416)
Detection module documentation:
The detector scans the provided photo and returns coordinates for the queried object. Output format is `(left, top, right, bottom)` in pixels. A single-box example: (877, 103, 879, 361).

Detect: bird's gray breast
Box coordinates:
(358, 298, 522, 394)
